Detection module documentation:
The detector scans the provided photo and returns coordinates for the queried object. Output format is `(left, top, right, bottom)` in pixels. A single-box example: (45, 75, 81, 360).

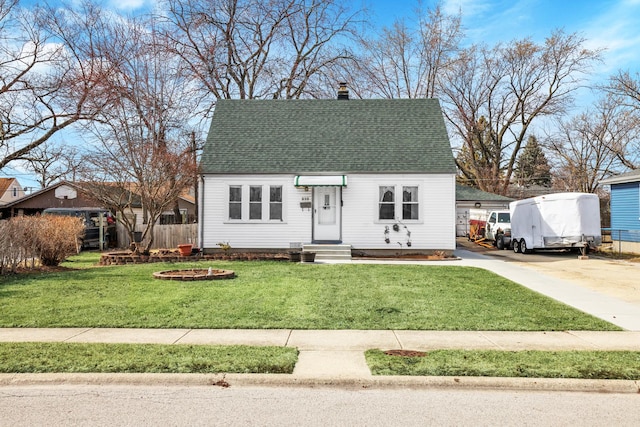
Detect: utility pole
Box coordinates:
(191, 131, 198, 224)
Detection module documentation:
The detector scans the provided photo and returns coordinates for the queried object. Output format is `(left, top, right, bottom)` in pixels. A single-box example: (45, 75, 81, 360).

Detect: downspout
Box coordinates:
(198, 175, 204, 252)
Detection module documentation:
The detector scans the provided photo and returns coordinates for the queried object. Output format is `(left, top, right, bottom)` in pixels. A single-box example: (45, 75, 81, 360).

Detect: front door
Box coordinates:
(313, 187, 341, 242)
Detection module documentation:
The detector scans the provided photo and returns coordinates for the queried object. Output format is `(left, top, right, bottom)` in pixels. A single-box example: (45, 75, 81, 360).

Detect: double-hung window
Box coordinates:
(229, 186, 242, 220)
(269, 186, 283, 220)
(379, 186, 395, 220)
(402, 186, 419, 220)
(378, 185, 420, 221)
(249, 186, 262, 220)
(228, 184, 284, 222)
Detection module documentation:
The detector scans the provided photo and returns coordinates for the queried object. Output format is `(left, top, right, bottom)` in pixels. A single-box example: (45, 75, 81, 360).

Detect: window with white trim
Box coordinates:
(227, 184, 285, 222)
(378, 185, 420, 221)
(402, 186, 419, 220)
(249, 186, 262, 220)
(229, 186, 242, 220)
(269, 186, 283, 220)
(379, 186, 395, 220)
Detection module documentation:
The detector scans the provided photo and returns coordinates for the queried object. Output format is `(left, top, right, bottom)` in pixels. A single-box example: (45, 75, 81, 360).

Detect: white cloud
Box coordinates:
(580, 0, 640, 74)
(443, 0, 542, 46)
(441, 0, 492, 17)
(108, 0, 155, 11)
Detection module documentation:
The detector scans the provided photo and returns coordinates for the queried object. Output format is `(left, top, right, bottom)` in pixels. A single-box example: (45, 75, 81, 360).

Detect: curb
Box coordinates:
(2, 373, 638, 394)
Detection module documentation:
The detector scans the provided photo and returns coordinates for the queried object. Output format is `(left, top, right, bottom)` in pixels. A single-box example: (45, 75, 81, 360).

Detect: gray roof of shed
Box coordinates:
(455, 184, 513, 202)
(201, 98, 455, 174)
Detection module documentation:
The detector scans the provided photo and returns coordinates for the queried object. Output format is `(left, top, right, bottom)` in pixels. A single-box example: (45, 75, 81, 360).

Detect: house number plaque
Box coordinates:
(300, 195, 312, 209)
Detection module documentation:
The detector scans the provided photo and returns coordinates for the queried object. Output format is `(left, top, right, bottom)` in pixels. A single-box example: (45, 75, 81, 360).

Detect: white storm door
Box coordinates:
(313, 187, 341, 242)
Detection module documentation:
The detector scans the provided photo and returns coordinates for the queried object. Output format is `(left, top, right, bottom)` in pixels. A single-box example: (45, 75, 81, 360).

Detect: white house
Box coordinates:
(198, 90, 457, 257)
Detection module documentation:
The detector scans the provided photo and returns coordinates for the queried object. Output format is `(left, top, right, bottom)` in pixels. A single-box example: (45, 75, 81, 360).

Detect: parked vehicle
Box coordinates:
(509, 192, 601, 255)
(42, 207, 115, 249)
(484, 210, 511, 249)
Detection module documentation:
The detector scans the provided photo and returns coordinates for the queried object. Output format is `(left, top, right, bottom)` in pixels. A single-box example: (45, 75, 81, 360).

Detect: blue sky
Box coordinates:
(6, 0, 640, 188)
(80, 0, 640, 77)
(367, 0, 640, 76)
(37, 0, 640, 77)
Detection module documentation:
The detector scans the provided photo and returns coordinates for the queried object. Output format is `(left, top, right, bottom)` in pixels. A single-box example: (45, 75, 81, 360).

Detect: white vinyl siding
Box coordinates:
(343, 174, 455, 250)
(201, 173, 455, 251)
(201, 175, 309, 249)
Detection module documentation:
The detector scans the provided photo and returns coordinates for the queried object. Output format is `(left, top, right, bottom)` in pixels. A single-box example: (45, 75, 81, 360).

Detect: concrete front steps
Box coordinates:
(302, 244, 352, 262)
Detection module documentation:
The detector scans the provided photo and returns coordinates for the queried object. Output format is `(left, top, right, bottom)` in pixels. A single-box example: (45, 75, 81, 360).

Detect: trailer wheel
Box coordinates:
(512, 239, 520, 253)
(496, 235, 505, 250)
(520, 238, 528, 254)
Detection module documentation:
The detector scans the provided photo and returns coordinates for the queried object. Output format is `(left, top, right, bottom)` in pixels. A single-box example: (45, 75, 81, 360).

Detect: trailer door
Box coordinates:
(533, 203, 544, 248)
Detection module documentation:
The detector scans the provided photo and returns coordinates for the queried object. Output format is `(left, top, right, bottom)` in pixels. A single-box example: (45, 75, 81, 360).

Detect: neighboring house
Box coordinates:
(109, 188, 196, 229)
(159, 192, 197, 224)
(455, 185, 513, 237)
(600, 170, 640, 254)
(0, 181, 98, 218)
(0, 177, 25, 207)
(198, 91, 457, 256)
(0, 180, 196, 224)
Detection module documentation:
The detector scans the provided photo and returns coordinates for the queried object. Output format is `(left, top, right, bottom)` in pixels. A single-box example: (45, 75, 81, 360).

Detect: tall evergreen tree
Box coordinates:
(514, 135, 552, 187)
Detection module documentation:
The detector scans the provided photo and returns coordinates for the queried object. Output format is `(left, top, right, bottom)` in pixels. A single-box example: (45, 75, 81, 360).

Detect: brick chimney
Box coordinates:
(337, 82, 349, 100)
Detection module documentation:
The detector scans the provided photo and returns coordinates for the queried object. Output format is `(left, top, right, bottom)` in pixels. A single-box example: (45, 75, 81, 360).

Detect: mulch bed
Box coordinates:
(153, 268, 236, 281)
(99, 251, 290, 266)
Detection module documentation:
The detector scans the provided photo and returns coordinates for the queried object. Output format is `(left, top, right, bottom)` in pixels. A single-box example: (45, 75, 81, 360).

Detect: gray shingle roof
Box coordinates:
(456, 184, 514, 202)
(201, 99, 455, 174)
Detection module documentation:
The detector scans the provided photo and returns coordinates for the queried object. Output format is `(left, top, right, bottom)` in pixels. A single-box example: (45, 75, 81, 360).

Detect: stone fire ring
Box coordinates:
(153, 269, 235, 281)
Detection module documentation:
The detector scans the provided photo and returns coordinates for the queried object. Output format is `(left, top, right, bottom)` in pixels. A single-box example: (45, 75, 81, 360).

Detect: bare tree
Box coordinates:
(440, 31, 602, 195)
(80, 13, 197, 253)
(607, 70, 640, 109)
(0, 0, 111, 170)
(352, 2, 461, 99)
(546, 95, 640, 193)
(602, 70, 640, 169)
(160, 0, 361, 110)
(20, 141, 87, 188)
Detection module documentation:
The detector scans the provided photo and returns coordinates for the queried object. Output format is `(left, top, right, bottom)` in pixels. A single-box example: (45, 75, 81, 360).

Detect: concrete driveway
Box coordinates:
(457, 237, 640, 305)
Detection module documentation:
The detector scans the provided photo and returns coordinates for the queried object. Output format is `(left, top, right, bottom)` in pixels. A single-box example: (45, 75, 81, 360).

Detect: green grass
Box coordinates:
(365, 349, 640, 379)
(0, 342, 297, 374)
(0, 253, 619, 331)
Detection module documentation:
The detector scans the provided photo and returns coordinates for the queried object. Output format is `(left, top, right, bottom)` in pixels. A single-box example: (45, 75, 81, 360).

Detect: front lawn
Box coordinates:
(0, 253, 618, 331)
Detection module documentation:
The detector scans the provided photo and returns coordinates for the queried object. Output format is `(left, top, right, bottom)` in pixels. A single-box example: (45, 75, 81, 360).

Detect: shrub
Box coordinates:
(0, 218, 34, 274)
(29, 216, 85, 266)
(0, 215, 85, 272)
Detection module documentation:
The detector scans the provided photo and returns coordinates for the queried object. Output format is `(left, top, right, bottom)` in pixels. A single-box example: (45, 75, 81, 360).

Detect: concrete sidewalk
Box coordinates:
(2, 249, 640, 392)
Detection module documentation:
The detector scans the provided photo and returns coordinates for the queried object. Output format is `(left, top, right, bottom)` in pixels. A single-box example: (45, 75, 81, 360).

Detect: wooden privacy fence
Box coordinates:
(116, 223, 198, 250)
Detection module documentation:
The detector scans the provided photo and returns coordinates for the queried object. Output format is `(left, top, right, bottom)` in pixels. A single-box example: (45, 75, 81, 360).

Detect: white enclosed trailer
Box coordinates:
(510, 192, 602, 255)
